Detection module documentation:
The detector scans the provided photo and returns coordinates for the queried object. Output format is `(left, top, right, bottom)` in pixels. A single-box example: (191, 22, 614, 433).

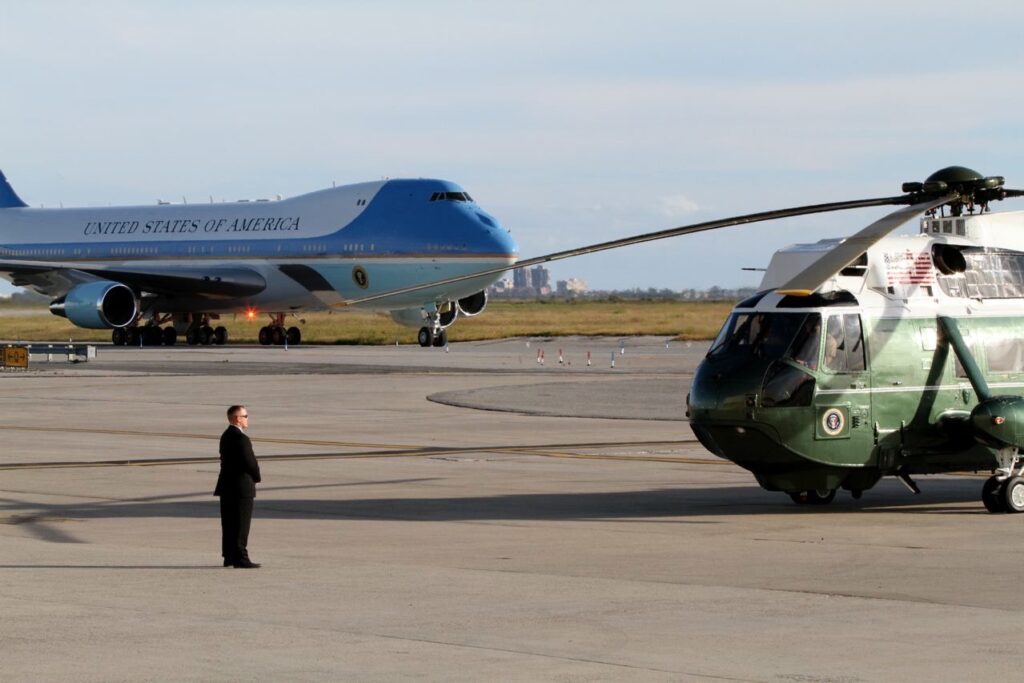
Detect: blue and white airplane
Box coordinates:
(0, 170, 518, 347)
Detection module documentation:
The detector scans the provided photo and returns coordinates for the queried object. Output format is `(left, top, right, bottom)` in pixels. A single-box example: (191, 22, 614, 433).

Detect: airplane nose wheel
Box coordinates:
(417, 326, 433, 348)
(418, 321, 447, 348)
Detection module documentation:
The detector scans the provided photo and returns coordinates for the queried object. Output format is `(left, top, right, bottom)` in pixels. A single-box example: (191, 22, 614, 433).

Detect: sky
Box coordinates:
(2, 1, 1024, 296)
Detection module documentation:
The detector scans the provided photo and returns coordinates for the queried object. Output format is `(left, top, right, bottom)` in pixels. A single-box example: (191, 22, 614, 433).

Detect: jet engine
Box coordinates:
(50, 281, 137, 329)
(456, 291, 487, 316)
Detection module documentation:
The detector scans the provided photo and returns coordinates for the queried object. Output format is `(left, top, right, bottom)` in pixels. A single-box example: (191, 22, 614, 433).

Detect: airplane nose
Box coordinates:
(476, 212, 518, 257)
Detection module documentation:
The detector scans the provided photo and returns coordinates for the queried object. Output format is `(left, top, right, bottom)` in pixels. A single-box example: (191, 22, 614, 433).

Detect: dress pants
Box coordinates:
(220, 496, 254, 562)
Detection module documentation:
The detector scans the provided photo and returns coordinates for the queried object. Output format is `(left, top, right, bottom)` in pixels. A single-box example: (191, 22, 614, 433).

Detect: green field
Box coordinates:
(0, 300, 734, 344)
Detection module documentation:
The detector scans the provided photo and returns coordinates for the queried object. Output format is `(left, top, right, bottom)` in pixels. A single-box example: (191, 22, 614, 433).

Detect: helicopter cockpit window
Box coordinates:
(707, 312, 807, 361)
(761, 361, 816, 407)
(823, 314, 866, 373)
(790, 314, 822, 370)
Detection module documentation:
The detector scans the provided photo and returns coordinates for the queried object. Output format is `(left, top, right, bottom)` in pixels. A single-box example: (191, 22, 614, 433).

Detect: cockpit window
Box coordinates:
(823, 313, 866, 373)
(429, 191, 474, 203)
(790, 315, 823, 370)
(707, 312, 811, 362)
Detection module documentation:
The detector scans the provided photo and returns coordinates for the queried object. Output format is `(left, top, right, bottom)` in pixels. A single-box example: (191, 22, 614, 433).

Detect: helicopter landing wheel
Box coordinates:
(1002, 476, 1024, 513)
(788, 488, 836, 505)
(982, 476, 1007, 513)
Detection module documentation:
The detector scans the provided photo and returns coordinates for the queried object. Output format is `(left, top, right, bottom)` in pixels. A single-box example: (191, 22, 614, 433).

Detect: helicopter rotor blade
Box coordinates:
(937, 315, 991, 402)
(333, 194, 913, 309)
(774, 195, 955, 297)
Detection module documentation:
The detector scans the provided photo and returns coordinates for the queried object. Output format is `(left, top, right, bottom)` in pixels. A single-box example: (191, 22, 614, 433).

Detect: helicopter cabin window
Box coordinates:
(823, 314, 866, 373)
(937, 250, 1024, 299)
(983, 332, 1024, 373)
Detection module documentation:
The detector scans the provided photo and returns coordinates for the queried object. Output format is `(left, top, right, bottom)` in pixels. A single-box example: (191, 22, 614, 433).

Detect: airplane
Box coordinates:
(0, 171, 517, 347)
(325, 165, 1024, 514)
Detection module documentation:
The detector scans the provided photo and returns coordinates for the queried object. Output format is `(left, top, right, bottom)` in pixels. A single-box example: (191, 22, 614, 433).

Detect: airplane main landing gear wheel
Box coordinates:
(1003, 476, 1024, 513)
(982, 476, 1007, 513)
(111, 328, 127, 346)
(259, 315, 300, 346)
(162, 326, 177, 346)
(417, 327, 433, 348)
(789, 489, 836, 505)
(213, 326, 228, 346)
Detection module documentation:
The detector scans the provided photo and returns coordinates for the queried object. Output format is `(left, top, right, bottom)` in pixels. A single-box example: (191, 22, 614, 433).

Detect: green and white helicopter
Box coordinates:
(343, 165, 1024, 512)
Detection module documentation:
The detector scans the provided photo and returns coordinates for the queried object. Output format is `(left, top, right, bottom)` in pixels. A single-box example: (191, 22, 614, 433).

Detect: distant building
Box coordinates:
(556, 278, 588, 296)
(513, 268, 531, 290)
(530, 265, 550, 291)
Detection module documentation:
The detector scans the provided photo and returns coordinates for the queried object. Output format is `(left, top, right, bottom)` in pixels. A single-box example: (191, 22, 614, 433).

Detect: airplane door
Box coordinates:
(812, 313, 873, 465)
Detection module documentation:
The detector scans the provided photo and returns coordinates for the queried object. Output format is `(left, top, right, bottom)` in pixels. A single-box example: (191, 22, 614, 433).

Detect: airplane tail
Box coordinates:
(0, 170, 28, 208)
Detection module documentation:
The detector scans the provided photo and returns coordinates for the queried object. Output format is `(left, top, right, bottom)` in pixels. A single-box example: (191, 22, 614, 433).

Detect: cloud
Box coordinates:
(658, 194, 701, 219)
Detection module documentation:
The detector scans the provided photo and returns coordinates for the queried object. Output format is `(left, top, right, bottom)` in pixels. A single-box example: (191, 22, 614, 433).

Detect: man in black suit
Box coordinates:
(215, 404, 262, 568)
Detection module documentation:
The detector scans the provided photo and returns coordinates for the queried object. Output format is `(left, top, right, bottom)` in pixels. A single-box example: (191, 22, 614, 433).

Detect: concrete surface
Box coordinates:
(0, 337, 1021, 682)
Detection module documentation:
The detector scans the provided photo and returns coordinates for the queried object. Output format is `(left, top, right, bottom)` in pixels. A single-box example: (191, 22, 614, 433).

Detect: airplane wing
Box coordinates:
(0, 260, 266, 299)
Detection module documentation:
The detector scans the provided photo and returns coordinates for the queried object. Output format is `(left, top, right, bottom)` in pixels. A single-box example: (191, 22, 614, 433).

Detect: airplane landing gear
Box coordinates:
(416, 305, 449, 348)
(111, 313, 226, 347)
(183, 315, 226, 346)
(417, 326, 448, 348)
(418, 326, 431, 347)
(259, 313, 301, 346)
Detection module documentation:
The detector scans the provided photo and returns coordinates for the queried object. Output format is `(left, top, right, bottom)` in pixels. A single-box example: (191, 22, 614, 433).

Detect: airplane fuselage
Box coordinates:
(0, 177, 518, 319)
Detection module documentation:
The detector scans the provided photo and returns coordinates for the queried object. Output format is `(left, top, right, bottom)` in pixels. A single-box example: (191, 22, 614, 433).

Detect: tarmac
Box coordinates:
(1, 336, 1022, 681)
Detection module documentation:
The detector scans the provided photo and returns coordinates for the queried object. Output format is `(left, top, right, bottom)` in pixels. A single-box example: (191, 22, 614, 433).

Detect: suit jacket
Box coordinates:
(215, 425, 261, 498)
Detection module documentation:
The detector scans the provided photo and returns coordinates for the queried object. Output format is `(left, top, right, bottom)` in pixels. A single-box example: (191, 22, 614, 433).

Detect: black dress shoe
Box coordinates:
(223, 558, 232, 567)
(232, 559, 261, 568)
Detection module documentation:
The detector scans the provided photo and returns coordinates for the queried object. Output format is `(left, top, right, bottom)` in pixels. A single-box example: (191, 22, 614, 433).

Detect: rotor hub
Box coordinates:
(901, 166, 1014, 215)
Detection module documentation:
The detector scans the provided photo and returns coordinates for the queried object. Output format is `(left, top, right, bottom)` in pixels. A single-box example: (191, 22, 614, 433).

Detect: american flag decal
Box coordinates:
(884, 250, 934, 285)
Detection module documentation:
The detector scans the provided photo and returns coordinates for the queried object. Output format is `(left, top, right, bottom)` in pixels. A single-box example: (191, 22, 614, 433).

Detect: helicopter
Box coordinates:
(686, 166, 1024, 513)
(338, 165, 1024, 513)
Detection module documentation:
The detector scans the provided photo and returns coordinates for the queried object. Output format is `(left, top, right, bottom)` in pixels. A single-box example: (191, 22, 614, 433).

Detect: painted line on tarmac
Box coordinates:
(0, 441, 710, 471)
(0, 425, 400, 449)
